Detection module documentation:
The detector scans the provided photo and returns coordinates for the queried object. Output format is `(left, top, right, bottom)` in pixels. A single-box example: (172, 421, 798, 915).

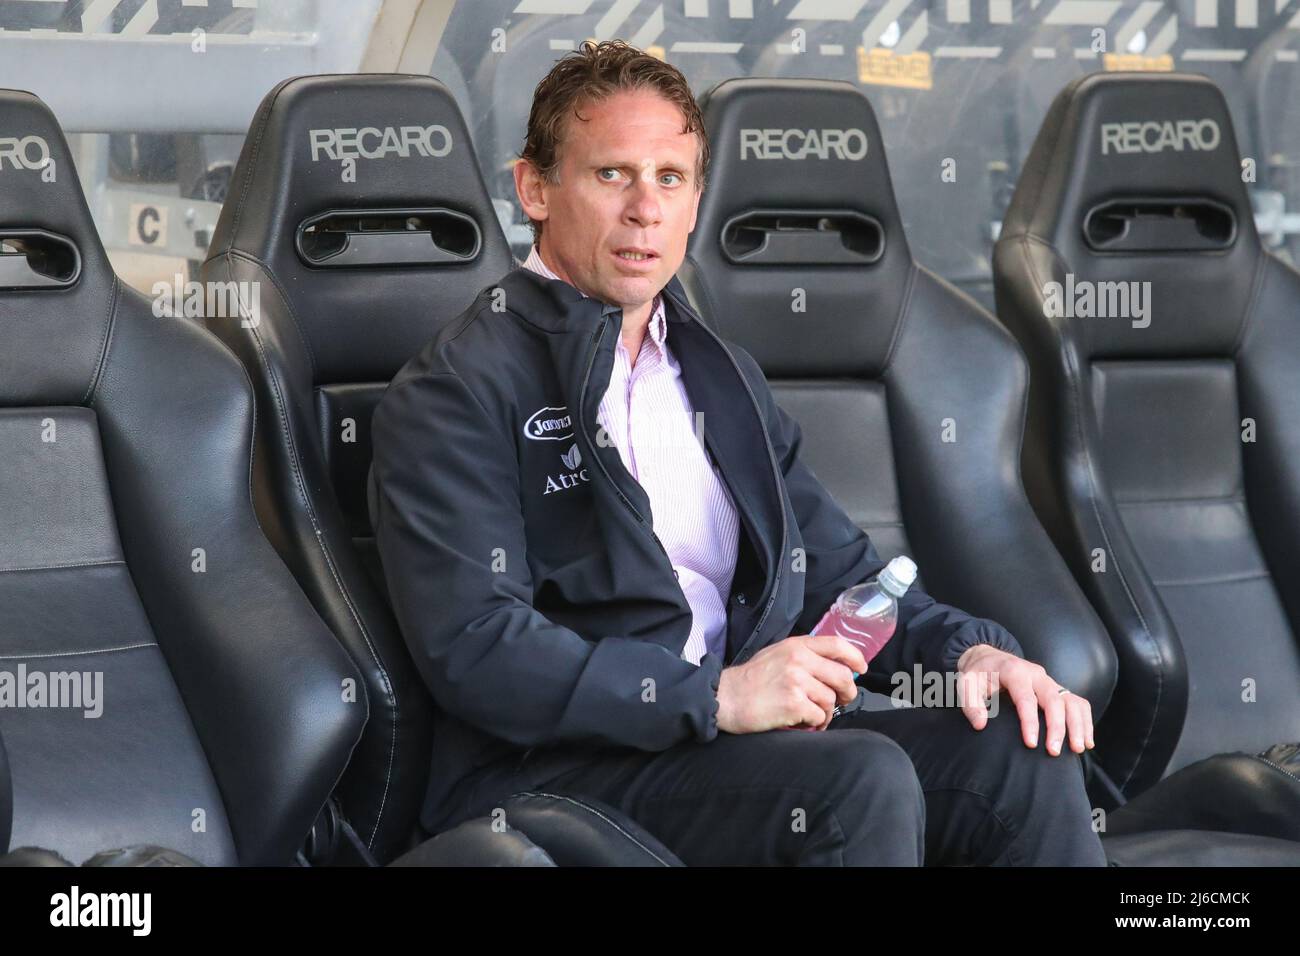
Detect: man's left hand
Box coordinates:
(955, 645, 1095, 756)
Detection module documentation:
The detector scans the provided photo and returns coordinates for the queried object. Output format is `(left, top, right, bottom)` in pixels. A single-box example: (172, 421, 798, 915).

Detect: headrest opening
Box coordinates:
(295, 208, 484, 268)
(1081, 198, 1237, 254)
(0, 230, 81, 290)
(719, 210, 885, 266)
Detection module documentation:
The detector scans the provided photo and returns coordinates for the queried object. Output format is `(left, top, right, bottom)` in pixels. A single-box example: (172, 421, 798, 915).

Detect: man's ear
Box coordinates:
(514, 159, 549, 225)
(687, 183, 702, 234)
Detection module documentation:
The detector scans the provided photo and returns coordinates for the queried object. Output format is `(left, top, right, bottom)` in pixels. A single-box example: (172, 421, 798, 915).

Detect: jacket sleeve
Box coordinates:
(728, 344, 1025, 678)
(371, 367, 723, 752)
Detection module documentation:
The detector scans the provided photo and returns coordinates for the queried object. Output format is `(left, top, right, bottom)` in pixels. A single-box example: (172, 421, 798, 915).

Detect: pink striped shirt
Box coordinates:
(521, 247, 740, 665)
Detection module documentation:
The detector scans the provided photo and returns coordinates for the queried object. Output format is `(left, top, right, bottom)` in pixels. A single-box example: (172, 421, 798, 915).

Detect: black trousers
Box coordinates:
(461, 701, 1109, 866)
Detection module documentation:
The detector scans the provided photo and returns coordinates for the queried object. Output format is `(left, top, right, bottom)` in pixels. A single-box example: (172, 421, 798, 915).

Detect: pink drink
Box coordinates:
(784, 557, 918, 731)
(810, 590, 897, 666)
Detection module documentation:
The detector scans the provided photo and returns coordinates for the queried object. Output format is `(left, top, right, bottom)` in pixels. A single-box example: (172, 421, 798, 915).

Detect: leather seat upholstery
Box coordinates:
(993, 72, 1300, 842)
(493, 792, 685, 867)
(0, 90, 364, 865)
(680, 77, 1118, 709)
(388, 792, 685, 867)
(200, 74, 515, 860)
(683, 77, 1300, 865)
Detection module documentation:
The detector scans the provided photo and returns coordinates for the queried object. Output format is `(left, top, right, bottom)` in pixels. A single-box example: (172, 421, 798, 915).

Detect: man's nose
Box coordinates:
(624, 174, 663, 227)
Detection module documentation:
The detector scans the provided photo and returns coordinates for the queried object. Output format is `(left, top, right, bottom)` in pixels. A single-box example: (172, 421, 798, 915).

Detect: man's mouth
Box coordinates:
(613, 247, 658, 264)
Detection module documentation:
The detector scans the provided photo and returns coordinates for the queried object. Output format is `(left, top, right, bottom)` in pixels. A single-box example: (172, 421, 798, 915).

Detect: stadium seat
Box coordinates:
(199, 73, 508, 861)
(993, 72, 1300, 846)
(681, 77, 1116, 711)
(202, 73, 677, 865)
(0, 90, 364, 865)
(683, 76, 1300, 864)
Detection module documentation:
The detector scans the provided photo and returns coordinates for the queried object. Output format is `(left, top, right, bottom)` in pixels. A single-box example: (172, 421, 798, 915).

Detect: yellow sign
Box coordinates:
(1103, 53, 1175, 72)
(857, 47, 932, 91)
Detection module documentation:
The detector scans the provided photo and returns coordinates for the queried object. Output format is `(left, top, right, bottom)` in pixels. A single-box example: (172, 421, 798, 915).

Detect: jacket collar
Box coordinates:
(497, 264, 701, 335)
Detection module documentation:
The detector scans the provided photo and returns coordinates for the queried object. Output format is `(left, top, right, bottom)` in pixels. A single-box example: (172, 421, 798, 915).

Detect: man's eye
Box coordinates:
(660, 173, 682, 186)
(598, 168, 621, 181)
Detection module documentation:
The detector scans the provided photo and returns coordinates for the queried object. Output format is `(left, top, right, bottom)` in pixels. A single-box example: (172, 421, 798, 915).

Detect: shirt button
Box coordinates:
(673, 569, 680, 580)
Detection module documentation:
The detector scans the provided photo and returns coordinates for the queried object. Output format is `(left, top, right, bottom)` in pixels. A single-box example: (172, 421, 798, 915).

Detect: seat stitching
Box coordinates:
(83, 276, 120, 407)
(219, 79, 291, 260)
(1017, 233, 1163, 793)
(1228, 248, 1269, 359)
(1151, 571, 1270, 588)
(221, 252, 393, 848)
(0, 559, 125, 574)
(879, 260, 919, 374)
(226, 249, 318, 379)
(512, 791, 675, 866)
(0, 641, 157, 661)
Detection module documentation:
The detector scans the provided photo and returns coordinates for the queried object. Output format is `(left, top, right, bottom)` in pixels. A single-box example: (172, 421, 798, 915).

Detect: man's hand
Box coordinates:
(956, 645, 1095, 755)
(716, 635, 867, 734)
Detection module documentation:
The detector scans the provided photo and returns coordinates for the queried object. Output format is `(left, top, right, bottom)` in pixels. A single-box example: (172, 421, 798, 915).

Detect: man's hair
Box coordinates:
(518, 39, 710, 242)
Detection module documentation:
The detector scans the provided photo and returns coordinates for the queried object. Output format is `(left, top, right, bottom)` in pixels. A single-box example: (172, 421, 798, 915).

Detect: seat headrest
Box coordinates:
(685, 78, 912, 378)
(0, 89, 118, 407)
(206, 73, 512, 383)
(999, 72, 1261, 357)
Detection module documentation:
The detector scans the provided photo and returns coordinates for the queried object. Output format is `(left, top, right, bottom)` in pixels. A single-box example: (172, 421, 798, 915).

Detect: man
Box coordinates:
(372, 40, 1107, 865)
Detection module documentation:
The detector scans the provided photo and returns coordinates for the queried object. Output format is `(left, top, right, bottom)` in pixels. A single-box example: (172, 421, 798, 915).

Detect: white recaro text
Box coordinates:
(0, 134, 51, 171)
(1099, 119, 1221, 155)
(308, 125, 453, 162)
(739, 127, 869, 161)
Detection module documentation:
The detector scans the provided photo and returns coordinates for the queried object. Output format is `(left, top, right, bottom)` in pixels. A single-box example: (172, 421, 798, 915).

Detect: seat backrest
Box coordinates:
(993, 72, 1300, 796)
(0, 90, 363, 864)
(682, 78, 1114, 707)
(200, 73, 513, 860)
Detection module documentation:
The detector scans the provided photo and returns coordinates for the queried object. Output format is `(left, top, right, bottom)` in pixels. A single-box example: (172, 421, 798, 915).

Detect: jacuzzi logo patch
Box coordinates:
(523, 406, 574, 442)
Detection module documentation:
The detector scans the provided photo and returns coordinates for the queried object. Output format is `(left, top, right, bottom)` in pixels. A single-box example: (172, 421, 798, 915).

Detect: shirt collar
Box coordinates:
(521, 244, 667, 348)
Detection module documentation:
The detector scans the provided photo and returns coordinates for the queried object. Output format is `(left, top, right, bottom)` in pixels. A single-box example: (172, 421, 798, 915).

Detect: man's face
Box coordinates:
(514, 88, 703, 310)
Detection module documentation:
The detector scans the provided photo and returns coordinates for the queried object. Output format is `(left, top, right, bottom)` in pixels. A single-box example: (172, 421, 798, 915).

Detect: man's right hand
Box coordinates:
(715, 635, 867, 734)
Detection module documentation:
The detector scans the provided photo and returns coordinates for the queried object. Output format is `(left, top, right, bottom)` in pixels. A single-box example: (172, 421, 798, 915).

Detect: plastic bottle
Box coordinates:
(812, 556, 918, 678)
(784, 557, 919, 732)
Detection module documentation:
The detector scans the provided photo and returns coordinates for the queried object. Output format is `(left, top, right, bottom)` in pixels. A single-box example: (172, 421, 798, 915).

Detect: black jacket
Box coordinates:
(371, 265, 1025, 834)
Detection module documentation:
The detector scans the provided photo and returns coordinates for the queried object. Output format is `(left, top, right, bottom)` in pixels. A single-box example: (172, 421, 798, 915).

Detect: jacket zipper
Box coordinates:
(578, 315, 675, 569)
(581, 295, 788, 665)
(662, 287, 787, 663)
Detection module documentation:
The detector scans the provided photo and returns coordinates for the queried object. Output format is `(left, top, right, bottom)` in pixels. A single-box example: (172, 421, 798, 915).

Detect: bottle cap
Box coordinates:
(879, 556, 918, 598)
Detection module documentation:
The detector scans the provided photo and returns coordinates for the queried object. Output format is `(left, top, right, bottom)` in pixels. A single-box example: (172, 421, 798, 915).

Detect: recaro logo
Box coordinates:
(308, 125, 453, 162)
(0, 134, 51, 171)
(523, 406, 573, 442)
(739, 128, 869, 161)
(1100, 119, 1221, 155)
